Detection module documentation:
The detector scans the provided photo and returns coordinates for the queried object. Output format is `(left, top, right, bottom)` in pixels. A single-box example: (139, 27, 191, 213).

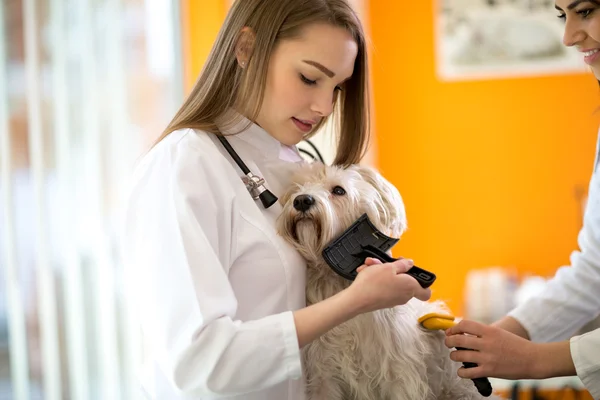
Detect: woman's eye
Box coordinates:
(300, 74, 317, 86)
(557, 13, 566, 21)
(578, 8, 594, 18)
(332, 186, 346, 196)
(301, 74, 344, 92)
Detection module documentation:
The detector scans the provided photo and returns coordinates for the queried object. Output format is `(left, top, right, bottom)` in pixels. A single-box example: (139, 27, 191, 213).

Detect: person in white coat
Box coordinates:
(122, 0, 432, 399)
(444, 1, 600, 398)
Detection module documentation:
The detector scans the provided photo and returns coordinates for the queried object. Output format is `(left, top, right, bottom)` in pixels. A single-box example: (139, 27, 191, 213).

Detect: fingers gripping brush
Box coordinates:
(418, 313, 494, 397)
(322, 213, 436, 287)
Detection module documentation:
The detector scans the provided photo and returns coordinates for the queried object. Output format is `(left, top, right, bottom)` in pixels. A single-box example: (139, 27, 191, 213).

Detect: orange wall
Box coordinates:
(368, 2, 600, 315)
(181, 0, 226, 92)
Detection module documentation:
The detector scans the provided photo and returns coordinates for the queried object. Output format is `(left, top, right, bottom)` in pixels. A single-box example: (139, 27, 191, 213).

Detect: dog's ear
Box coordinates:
(347, 164, 407, 237)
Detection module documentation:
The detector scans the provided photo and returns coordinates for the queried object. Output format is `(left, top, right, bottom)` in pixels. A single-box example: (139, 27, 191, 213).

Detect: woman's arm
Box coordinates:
(491, 315, 530, 340)
(294, 258, 431, 348)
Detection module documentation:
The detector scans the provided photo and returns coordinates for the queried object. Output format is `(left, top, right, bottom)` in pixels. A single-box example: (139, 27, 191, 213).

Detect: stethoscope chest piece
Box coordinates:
(217, 134, 278, 209)
(242, 172, 278, 208)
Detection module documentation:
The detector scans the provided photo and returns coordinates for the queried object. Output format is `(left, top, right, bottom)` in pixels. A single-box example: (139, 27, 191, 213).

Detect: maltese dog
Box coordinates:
(276, 162, 499, 400)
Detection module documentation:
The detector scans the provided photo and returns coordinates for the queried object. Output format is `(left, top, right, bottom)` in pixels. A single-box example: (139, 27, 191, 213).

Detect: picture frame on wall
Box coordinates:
(435, 0, 589, 81)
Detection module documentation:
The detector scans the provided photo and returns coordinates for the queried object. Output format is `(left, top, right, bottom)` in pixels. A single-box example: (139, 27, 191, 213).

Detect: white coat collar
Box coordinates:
(216, 111, 304, 163)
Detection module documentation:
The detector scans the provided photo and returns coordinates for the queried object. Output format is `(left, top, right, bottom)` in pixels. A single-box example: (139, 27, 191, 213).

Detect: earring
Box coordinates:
(240, 61, 246, 68)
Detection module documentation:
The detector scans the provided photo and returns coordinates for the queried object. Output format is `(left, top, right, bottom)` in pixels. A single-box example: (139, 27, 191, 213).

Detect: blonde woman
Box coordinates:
(123, 0, 432, 399)
(445, 1, 600, 398)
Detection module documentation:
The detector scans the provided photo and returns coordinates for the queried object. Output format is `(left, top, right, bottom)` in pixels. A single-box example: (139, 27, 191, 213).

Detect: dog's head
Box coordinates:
(276, 162, 407, 262)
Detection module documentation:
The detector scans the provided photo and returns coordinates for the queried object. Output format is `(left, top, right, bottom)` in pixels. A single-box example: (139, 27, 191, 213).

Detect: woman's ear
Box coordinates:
(235, 27, 256, 68)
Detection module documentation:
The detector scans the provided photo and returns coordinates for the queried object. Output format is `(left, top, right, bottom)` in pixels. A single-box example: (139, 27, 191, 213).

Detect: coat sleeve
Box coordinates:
(570, 329, 600, 399)
(508, 218, 600, 342)
(508, 132, 600, 343)
(123, 134, 302, 398)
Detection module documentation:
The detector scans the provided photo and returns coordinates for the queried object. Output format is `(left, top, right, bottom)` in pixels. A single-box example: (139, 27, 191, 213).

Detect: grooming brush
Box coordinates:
(322, 213, 436, 288)
(418, 313, 494, 397)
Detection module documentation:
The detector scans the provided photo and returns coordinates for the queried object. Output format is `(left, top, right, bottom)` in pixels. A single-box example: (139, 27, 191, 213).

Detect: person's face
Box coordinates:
(557, 0, 600, 78)
(255, 23, 358, 147)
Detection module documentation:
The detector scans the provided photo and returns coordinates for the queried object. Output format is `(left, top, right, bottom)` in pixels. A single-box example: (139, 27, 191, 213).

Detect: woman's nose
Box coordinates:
(311, 90, 335, 117)
(563, 19, 586, 47)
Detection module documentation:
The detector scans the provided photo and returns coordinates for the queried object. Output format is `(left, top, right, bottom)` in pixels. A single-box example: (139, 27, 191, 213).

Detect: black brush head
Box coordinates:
(322, 214, 399, 281)
(322, 213, 437, 288)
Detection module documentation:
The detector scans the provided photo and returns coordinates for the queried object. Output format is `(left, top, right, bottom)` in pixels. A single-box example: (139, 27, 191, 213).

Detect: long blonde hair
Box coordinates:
(157, 0, 370, 167)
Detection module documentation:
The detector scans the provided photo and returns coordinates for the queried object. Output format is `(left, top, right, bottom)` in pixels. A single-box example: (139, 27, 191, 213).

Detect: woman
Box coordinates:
(122, 0, 431, 399)
(445, 1, 600, 398)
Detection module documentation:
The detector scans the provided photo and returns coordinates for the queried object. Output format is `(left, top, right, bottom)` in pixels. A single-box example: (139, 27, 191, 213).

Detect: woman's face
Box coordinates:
(255, 22, 358, 147)
(557, 0, 600, 78)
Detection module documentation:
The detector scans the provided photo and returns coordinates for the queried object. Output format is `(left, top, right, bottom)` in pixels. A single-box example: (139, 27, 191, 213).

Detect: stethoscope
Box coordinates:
(217, 134, 324, 209)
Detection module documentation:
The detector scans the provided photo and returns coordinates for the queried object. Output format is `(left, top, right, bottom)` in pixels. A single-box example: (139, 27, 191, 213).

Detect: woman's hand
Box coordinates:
(349, 257, 432, 314)
(293, 257, 431, 348)
(444, 319, 574, 380)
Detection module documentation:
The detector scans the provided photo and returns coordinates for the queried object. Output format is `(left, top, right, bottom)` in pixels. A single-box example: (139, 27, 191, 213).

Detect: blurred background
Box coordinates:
(1, 0, 600, 399)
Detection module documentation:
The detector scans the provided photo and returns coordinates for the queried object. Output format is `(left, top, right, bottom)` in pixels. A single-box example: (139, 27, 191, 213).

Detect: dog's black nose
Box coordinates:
(293, 194, 315, 212)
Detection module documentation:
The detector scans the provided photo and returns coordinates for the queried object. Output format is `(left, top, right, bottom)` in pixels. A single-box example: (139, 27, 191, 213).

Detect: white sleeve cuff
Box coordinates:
(570, 331, 600, 399)
(280, 311, 303, 379)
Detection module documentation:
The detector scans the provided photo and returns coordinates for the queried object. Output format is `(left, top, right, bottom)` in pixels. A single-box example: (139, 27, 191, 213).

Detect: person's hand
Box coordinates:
(349, 257, 432, 314)
(444, 319, 544, 380)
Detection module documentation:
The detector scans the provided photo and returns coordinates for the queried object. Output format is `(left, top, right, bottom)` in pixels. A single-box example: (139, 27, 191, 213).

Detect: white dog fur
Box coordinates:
(276, 162, 501, 400)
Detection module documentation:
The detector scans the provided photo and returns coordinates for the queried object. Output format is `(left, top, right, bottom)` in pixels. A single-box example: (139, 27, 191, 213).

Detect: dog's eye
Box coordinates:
(332, 186, 346, 196)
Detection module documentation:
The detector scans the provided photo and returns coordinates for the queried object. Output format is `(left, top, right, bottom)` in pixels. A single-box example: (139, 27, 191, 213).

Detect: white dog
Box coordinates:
(276, 162, 500, 400)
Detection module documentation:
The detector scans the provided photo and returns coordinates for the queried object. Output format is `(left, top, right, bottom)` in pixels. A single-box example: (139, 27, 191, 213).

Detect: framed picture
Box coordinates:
(435, 0, 589, 81)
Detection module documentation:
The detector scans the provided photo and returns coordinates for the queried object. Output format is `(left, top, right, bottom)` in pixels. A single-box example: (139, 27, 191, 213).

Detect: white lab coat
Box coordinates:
(122, 116, 308, 399)
(509, 129, 600, 399)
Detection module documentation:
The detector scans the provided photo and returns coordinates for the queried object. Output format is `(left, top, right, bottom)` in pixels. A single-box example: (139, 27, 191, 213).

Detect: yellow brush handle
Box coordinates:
(418, 312, 456, 331)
